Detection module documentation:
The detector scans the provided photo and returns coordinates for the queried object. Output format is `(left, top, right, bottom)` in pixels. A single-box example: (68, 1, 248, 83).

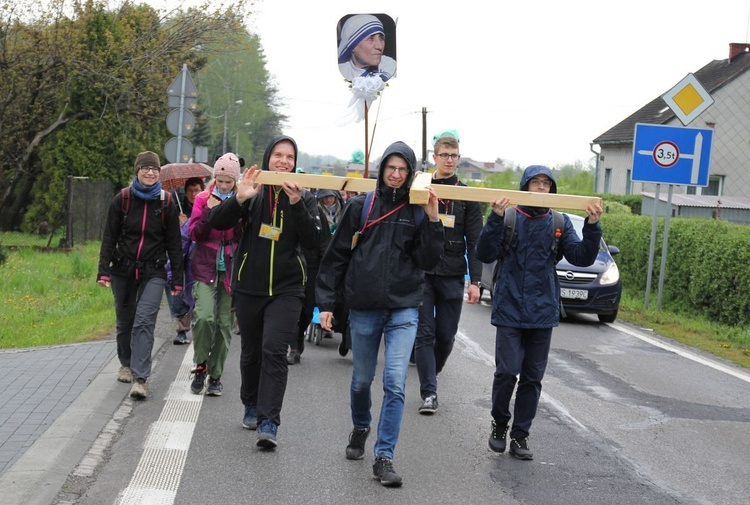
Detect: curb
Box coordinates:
(0, 332, 171, 505)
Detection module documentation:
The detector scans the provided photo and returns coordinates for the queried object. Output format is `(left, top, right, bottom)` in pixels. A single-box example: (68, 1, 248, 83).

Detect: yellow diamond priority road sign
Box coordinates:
(662, 73, 714, 126)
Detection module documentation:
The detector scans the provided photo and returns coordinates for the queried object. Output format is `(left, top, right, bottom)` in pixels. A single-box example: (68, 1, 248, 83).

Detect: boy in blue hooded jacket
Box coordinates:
(476, 165, 603, 460)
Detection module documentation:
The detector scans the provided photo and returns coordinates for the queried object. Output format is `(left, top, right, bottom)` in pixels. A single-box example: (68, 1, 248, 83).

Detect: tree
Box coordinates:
(0, 0, 250, 232)
(194, 30, 287, 165)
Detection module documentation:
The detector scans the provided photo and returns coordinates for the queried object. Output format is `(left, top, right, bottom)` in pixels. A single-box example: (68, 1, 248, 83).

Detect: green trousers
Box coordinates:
(192, 273, 234, 379)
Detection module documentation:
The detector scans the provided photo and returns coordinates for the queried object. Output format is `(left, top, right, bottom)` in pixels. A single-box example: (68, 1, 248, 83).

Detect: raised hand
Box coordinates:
(236, 165, 262, 205)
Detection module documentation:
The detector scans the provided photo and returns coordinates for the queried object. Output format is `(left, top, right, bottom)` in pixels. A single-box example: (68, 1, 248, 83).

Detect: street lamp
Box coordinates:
(222, 99, 243, 153)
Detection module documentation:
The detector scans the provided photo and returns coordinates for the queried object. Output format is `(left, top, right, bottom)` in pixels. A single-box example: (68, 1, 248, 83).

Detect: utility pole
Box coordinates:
(421, 107, 428, 169)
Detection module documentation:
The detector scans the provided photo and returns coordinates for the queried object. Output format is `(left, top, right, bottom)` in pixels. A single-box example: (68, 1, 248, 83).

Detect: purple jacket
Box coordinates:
(189, 185, 242, 294)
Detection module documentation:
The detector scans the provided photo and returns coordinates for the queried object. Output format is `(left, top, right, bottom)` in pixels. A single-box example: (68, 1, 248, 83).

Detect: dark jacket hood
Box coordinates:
(262, 135, 298, 172)
(519, 165, 557, 193)
(377, 141, 417, 203)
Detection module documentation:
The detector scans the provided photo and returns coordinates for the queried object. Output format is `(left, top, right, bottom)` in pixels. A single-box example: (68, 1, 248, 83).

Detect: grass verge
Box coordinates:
(617, 291, 750, 369)
(0, 242, 114, 349)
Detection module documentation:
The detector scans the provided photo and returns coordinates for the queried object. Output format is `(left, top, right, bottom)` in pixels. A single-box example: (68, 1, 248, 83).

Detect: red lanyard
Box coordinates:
(361, 194, 407, 233)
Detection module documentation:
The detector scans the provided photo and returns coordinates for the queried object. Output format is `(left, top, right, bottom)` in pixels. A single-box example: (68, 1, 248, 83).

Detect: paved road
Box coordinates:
(4, 297, 750, 505)
(0, 306, 175, 505)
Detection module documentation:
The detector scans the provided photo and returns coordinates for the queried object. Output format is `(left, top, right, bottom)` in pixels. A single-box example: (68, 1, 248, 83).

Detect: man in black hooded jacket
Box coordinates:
(316, 141, 444, 487)
(210, 135, 321, 449)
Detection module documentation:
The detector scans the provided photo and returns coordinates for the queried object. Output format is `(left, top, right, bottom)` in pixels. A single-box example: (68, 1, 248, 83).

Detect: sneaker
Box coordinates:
(242, 404, 258, 430)
(190, 364, 207, 394)
(206, 377, 223, 396)
(419, 395, 438, 415)
(509, 437, 533, 460)
(173, 331, 189, 345)
(488, 420, 509, 453)
(256, 419, 278, 448)
(117, 366, 133, 383)
(372, 456, 402, 487)
(345, 427, 370, 460)
(129, 378, 148, 399)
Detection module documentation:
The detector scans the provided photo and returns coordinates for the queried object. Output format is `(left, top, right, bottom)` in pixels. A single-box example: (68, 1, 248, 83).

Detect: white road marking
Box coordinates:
(455, 329, 590, 432)
(116, 346, 202, 505)
(607, 322, 750, 384)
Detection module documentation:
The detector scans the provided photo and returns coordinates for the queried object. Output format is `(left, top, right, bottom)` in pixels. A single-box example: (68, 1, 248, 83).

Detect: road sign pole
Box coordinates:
(644, 183, 660, 310)
(657, 185, 674, 310)
(176, 64, 187, 162)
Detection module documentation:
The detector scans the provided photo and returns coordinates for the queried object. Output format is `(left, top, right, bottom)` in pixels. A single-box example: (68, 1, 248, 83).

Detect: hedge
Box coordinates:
(599, 214, 750, 326)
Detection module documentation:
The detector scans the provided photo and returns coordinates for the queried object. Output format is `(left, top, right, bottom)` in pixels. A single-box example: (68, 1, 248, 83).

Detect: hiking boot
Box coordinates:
(256, 419, 278, 448)
(286, 348, 300, 365)
(242, 404, 258, 430)
(372, 456, 402, 487)
(509, 437, 533, 460)
(129, 378, 148, 399)
(190, 363, 207, 394)
(117, 366, 133, 383)
(419, 395, 438, 415)
(488, 420, 509, 453)
(345, 427, 370, 460)
(206, 377, 223, 396)
(173, 331, 189, 345)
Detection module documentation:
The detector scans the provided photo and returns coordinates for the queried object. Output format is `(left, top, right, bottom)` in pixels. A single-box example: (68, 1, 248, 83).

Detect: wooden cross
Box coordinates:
(254, 171, 601, 211)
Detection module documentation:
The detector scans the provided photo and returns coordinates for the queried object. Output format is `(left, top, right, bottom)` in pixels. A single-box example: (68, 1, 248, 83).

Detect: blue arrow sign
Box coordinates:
(632, 123, 713, 186)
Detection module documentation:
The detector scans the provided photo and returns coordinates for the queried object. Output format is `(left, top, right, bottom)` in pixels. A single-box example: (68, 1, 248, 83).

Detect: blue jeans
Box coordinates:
(349, 307, 418, 460)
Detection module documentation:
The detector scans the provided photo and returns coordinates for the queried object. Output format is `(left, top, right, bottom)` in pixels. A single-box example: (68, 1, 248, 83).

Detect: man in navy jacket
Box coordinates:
(476, 165, 603, 460)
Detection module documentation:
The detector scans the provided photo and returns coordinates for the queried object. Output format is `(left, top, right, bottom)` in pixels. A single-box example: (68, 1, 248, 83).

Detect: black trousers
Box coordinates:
(415, 274, 465, 399)
(490, 326, 552, 439)
(234, 291, 303, 426)
(295, 265, 318, 352)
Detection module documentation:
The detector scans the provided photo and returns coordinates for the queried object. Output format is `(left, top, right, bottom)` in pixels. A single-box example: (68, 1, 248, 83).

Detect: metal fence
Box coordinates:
(0, 177, 113, 249)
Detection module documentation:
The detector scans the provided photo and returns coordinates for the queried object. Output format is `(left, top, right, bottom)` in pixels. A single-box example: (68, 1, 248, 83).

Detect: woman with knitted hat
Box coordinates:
(188, 153, 243, 397)
(97, 151, 183, 400)
(337, 14, 397, 82)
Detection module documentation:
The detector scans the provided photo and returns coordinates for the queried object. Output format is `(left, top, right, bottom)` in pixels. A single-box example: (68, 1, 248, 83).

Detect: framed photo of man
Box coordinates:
(337, 13, 397, 82)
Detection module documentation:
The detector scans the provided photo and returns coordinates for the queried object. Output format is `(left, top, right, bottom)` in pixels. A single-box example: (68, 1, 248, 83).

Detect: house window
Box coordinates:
(685, 175, 723, 196)
(625, 169, 632, 195)
(604, 168, 612, 193)
(704, 175, 723, 196)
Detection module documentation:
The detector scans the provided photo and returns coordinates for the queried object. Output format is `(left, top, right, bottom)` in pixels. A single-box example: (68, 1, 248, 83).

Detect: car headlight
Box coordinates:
(599, 263, 619, 286)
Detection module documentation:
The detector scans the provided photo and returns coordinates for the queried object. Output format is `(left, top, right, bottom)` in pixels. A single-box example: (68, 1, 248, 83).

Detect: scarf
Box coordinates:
(130, 177, 162, 201)
(212, 185, 235, 201)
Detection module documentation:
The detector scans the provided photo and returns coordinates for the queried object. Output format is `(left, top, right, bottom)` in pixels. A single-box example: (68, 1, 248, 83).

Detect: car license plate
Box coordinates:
(561, 288, 588, 300)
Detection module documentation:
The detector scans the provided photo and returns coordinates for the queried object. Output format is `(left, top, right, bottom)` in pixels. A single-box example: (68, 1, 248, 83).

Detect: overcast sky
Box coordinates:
(155, 0, 750, 168)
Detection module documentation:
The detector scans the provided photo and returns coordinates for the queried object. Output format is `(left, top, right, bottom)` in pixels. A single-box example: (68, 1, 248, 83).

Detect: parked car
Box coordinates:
(479, 213, 622, 323)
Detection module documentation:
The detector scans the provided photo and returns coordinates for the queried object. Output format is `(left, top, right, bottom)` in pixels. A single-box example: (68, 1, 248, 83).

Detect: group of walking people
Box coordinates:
(96, 131, 604, 487)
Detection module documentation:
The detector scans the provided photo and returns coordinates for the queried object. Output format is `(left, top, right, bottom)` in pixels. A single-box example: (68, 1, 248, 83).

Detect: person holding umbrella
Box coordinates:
(166, 177, 205, 345)
(188, 154, 243, 396)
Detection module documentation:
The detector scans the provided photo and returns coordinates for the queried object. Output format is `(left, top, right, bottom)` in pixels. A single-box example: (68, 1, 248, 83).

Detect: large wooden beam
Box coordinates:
(409, 172, 601, 211)
(255, 171, 375, 193)
(252, 171, 601, 211)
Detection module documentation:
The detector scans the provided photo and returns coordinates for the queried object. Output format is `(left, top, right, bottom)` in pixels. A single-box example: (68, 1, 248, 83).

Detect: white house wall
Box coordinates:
(597, 73, 750, 196)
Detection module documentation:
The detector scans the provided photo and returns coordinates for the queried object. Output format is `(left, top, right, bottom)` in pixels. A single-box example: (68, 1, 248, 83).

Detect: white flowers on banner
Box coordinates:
(346, 75, 385, 123)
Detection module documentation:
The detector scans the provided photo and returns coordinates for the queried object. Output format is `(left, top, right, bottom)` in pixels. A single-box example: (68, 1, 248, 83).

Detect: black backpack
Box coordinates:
(501, 207, 565, 263)
(120, 187, 172, 231)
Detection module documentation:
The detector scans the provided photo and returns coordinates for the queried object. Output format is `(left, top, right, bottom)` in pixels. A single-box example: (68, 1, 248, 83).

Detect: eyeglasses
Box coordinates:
(528, 178, 552, 187)
(436, 153, 460, 161)
(384, 166, 409, 175)
(139, 166, 160, 174)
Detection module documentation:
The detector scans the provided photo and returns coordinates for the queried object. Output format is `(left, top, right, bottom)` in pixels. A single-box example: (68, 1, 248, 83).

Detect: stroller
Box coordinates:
(306, 305, 351, 356)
